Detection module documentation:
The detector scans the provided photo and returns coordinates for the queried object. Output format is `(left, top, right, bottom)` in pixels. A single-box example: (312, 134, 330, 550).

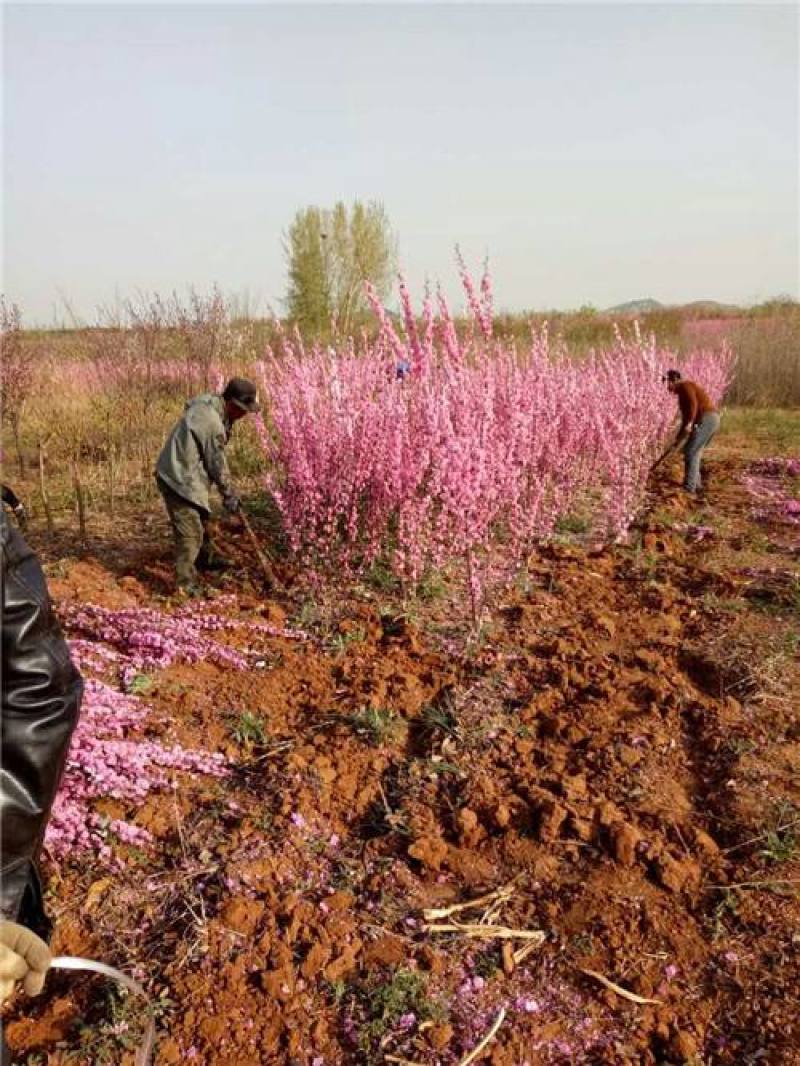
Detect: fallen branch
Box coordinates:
(722, 817, 800, 855)
(423, 882, 516, 921)
(580, 968, 661, 1005)
(513, 939, 544, 966)
(705, 878, 800, 891)
(425, 921, 545, 942)
(458, 1007, 506, 1066)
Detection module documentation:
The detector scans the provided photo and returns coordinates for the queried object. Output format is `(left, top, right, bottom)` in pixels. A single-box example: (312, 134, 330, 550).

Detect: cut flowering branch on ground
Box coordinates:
(457, 1007, 507, 1066)
(61, 599, 307, 683)
(579, 968, 662, 1006)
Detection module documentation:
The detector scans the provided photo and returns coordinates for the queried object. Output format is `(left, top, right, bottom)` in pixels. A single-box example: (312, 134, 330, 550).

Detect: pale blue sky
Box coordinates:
(2, 2, 798, 324)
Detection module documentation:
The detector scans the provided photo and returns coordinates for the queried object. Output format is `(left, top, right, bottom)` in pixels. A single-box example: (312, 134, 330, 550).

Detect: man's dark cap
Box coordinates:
(663, 369, 682, 383)
(223, 377, 260, 413)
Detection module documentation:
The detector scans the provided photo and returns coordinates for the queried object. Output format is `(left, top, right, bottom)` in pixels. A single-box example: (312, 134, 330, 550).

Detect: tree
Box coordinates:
(1, 297, 35, 477)
(284, 200, 396, 335)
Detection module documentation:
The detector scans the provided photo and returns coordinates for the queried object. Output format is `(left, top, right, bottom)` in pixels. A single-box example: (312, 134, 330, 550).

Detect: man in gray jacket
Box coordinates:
(156, 377, 260, 595)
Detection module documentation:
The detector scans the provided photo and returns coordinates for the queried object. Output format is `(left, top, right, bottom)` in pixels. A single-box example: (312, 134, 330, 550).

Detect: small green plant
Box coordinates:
(355, 968, 441, 1055)
(125, 672, 154, 696)
(703, 593, 746, 615)
(760, 826, 798, 863)
(473, 945, 502, 978)
(421, 701, 458, 737)
(292, 598, 327, 631)
(230, 711, 269, 747)
(253, 810, 273, 833)
(326, 978, 348, 1005)
(759, 805, 799, 863)
(349, 706, 401, 747)
(725, 735, 757, 757)
(555, 512, 591, 536)
(710, 889, 739, 942)
(64, 985, 174, 1065)
(365, 558, 400, 593)
(416, 569, 448, 603)
(327, 625, 367, 654)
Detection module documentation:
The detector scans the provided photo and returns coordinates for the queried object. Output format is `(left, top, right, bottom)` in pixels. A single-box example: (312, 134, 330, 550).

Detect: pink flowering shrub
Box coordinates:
(48, 601, 307, 860)
(257, 267, 733, 598)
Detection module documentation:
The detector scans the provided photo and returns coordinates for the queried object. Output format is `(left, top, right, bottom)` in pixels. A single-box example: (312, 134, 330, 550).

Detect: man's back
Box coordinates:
(675, 379, 715, 427)
(156, 394, 229, 512)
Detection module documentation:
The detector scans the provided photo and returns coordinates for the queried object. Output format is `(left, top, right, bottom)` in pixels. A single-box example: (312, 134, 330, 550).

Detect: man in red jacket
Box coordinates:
(664, 369, 721, 493)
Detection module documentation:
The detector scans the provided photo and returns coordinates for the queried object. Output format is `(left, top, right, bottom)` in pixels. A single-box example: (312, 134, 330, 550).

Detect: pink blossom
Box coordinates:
(257, 265, 732, 613)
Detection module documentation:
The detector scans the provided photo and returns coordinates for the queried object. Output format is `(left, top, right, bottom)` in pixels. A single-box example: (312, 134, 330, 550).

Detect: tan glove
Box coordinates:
(0, 921, 52, 1004)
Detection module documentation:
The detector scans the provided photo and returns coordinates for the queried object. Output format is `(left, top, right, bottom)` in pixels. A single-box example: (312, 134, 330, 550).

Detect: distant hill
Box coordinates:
(681, 300, 741, 316)
(604, 298, 664, 314)
(603, 298, 744, 316)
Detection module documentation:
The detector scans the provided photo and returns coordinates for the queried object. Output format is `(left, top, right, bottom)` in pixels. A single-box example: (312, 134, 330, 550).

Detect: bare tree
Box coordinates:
(172, 285, 231, 389)
(1, 298, 36, 477)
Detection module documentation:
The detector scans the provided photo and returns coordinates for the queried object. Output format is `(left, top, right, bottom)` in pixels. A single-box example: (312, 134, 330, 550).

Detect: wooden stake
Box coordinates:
(38, 438, 54, 533)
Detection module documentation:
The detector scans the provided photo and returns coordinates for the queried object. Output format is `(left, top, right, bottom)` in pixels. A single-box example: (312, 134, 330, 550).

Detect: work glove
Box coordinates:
(13, 503, 27, 528)
(0, 922, 51, 1004)
(222, 493, 241, 514)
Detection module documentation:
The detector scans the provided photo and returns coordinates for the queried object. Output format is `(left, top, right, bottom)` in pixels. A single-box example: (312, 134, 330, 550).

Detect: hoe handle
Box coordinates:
(239, 511, 279, 590)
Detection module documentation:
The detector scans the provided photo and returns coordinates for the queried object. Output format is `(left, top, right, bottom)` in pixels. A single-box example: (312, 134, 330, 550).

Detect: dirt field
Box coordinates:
(4, 411, 799, 1066)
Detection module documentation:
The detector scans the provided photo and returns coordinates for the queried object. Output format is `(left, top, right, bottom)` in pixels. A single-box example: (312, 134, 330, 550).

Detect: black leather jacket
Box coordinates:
(1, 512, 82, 935)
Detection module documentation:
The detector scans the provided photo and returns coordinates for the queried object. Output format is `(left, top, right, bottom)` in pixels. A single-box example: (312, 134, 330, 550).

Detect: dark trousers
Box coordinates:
(156, 479, 213, 588)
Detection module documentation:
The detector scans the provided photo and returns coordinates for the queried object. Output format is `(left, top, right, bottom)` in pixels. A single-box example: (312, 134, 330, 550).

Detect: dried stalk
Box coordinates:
(512, 939, 544, 966)
(458, 1007, 506, 1066)
(722, 817, 800, 855)
(424, 921, 545, 942)
(580, 968, 661, 1005)
(706, 878, 800, 891)
(423, 883, 516, 921)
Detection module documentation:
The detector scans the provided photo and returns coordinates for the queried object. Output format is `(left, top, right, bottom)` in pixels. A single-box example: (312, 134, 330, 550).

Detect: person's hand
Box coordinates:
(0, 922, 51, 1004)
(13, 503, 27, 528)
(222, 492, 241, 514)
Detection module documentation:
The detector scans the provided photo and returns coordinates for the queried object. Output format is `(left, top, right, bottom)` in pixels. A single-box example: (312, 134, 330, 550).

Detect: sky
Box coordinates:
(2, 2, 798, 324)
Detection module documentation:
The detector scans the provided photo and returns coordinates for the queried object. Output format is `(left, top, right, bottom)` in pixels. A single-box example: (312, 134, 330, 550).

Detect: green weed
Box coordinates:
(416, 569, 448, 603)
(710, 889, 740, 943)
(420, 700, 458, 737)
(760, 803, 799, 864)
(327, 625, 367, 654)
(230, 711, 269, 747)
(555, 512, 591, 536)
(365, 558, 401, 593)
(349, 706, 402, 747)
(352, 968, 442, 1057)
(125, 672, 154, 695)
